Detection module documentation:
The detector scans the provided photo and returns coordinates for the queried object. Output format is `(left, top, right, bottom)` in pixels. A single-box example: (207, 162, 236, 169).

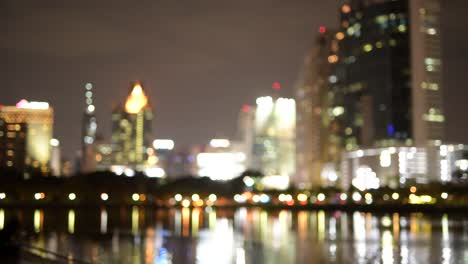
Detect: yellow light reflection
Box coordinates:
(393, 213, 400, 239)
(442, 214, 449, 241)
(132, 206, 139, 235)
(68, 210, 75, 234)
(298, 211, 308, 240)
(125, 82, 148, 114)
(0, 209, 4, 230)
(192, 208, 200, 236)
(34, 209, 43, 233)
(318, 210, 325, 242)
(182, 208, 190, 237)
(381, 230, 394, 264)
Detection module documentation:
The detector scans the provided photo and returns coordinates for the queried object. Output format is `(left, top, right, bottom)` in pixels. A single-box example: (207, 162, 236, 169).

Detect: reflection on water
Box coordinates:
(1, 207, 468, 263)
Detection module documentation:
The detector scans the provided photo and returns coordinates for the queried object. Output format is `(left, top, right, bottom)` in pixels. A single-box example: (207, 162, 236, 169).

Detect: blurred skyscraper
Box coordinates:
(81, 82, 97, 173)
(295, 0, 445, 188)
(252, 93, 296, 179)
(111, 82, 153, 170)
(295, 27, 340, 189)
(334, 0, 443, 149)
(0, 100, 54, 177)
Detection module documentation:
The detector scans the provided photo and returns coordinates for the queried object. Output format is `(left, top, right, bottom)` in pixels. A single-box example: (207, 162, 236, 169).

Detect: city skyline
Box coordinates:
(2, 0, 468, 160)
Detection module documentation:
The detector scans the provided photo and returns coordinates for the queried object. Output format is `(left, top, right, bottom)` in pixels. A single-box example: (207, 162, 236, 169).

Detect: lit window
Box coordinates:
(336, 32, 345, 40)
(363, 44, 373, 52)
(341, 4, 351, 14)
(328, 55, 339, 63)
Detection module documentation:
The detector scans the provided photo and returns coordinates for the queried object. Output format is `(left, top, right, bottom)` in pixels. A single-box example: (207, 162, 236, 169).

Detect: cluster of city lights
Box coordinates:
(172, 193, 218, 208)
(0, 187, 453, 206)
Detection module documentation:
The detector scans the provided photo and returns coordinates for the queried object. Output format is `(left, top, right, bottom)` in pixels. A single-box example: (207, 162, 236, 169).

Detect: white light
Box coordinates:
(208, 194, 217, 202)
(209, 139, 231, 148)
(332, 106, 344, 116)
(152, 139, 174, 150)
(191, 194, 200, 202)
(234, 194, 247, 203)
(259, 194, 270, 203)
(252, 194, 260, 203)
(392, 193, 399, 200)
(16, 100, 50, 110)
(182, 199, 190, 207)
(68, 193, 76, 201)
(111, 166, 125, 176)
(34, 193, 42, 200)
(352, 192, 362, 202)
(352, 166, 380, 191)
(49, 138, 60, 147)
(0, 193, 5, 200)
(243, 176, 255, 187)
(174, 194, 183, 202)
(124, 168, 135, 177)
(260, 175, 289, 191)
(197, 152, 246, 181)
(87, 104, 95, 113)
(456, 159, 468, 171)
(101, 193, 109, 201)
(317, 193, 326, 202)
(356, 150, 364, 157)
(145, 167, 165, 178)
(441, 192, 448, 199)
(340, 193, 347, 201)
(380, 150, 391, 167)
(132, 193, 140, 201)
(85, 83, 93, 90)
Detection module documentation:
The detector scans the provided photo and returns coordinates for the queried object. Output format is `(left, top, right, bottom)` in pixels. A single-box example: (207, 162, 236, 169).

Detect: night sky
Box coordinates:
(2, 0, 467, 159)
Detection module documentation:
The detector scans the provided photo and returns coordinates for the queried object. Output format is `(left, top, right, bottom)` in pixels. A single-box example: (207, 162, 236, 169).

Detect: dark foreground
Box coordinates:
(1, 207, 467, 263)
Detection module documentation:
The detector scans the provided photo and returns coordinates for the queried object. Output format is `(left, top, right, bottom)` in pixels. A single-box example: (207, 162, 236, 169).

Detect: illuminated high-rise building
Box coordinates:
(333, 0, 444, 149)
(236, 104, 255, 169)
(111, 82, 153, 170)
(0, 100, 53, 177)
(295, 27, 340, 189)
(252, 95, 295, 179)
(81, 82, 98, 173)
(410, 0, 444, 146)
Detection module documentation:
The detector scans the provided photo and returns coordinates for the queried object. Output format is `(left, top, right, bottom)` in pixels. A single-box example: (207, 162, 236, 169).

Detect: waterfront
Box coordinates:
(1, 207, 467, 263)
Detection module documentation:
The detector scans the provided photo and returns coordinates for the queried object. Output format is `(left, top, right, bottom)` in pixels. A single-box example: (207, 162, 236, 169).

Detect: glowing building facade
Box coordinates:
(81, 82, 98, 173)
(0, 100, 53, 177)
(111, 82, 153, 170)
(410, 0, 444, 146)
(252, 96, 295, 179)
(295, 27, 340, 189)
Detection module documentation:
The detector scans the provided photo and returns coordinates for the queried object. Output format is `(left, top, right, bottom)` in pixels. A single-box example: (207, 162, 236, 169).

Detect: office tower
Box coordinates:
(236, 105, 255, 169)
(334, 0, 443, 150)
(295, 27, 340, 189)
(410, 0, 444, 146)
(253, 95, 295, 179)
(81, 82, 98, 173)
(0, 100, 53, 177)
(111, 82, 153, 170)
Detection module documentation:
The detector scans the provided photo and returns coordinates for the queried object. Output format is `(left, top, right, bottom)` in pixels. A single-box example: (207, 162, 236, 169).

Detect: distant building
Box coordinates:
(252, 95, 295, 179)
(195, 139, 247, 181)
(111, 82, 153, 171)
(0, 100, 54, 177)
(295, 27, 339, 189)
(332, 0, 444, 149)
(341, 144, 468, 190)
(81, 82, 98, 173)
(49, 138, 61, 176)
(236, 105, 255, 169)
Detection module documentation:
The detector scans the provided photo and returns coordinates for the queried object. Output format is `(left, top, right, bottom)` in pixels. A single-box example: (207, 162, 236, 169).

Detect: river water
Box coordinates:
(1, 207, 467, 263)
